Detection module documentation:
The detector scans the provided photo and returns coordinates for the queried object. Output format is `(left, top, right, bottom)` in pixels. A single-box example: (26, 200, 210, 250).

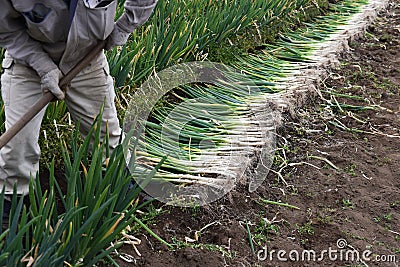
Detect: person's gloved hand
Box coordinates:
(41, 69, 65, 100)
(105, 26, 130, 50)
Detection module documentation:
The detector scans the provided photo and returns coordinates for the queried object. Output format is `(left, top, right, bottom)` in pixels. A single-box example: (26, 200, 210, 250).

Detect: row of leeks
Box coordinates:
(126, 69, 277, 205)
(236, 0, 371, 89)
(108, 0, 313, 87)
(126, 0, 378, 205)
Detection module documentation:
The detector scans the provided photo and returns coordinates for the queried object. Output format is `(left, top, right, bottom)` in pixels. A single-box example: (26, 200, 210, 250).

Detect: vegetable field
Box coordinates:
(0, 0, 399, 266)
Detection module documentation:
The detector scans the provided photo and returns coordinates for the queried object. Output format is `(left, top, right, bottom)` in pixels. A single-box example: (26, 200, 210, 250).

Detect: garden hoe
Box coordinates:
(0, 40, 106, 149)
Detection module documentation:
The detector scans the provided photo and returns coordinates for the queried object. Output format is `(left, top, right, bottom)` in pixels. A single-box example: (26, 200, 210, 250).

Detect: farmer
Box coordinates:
(0, 0, 157, 221)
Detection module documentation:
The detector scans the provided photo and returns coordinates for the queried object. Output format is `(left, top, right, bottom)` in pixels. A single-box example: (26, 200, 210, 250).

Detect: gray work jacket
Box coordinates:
(0, 0, 157, 76)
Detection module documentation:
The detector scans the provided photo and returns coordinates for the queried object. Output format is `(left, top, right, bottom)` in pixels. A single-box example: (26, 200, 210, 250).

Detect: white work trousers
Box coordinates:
(0, 51, 122, 195)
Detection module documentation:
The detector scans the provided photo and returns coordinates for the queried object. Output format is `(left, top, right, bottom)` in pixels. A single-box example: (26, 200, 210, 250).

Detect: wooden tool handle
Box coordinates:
(0, 40, 106, 149)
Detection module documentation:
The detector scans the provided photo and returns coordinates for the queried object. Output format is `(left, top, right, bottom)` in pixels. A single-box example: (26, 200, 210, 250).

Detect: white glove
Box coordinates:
(41, 69, 65, 100)
(105, 26, 130, 50)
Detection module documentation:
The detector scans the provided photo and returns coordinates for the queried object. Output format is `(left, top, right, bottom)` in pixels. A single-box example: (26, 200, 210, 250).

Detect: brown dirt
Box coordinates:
(110, 1, 400, 266)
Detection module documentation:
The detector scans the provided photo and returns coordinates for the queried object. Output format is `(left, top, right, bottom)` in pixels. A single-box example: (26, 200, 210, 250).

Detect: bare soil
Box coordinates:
(111, 1, 400, 266)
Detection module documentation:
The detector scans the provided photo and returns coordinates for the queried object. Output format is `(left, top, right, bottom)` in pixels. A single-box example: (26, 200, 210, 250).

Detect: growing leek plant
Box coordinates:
(0, 108, 163, 266)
